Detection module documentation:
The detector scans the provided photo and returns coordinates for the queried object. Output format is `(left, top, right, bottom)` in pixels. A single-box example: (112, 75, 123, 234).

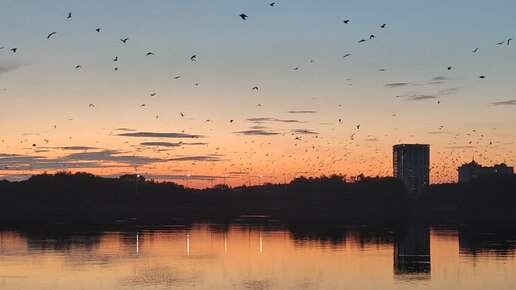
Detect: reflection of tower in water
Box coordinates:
(394, 220, 431, 277)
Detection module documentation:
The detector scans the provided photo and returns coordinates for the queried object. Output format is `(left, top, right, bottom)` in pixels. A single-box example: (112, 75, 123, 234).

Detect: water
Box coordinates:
(0, 220, 515, 290)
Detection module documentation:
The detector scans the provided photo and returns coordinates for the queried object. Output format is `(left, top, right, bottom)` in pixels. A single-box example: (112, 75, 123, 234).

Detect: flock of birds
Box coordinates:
(1, 2, 515, 186)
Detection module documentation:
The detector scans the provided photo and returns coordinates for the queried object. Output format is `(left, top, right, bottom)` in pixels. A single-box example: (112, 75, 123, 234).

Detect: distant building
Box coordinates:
(393, 144, 430, 195)
(458, 160, 514, 183)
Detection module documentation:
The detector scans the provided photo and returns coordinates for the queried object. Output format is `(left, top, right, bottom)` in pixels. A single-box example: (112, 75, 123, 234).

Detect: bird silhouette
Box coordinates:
(67, 12, 72, 19)
(140, 104, 146, 107)
(120, 38, 129, 43)
(252, 87, 259, 90)
(10, 48, 17, 53)
(173, 76, 181, 79)
(150, 92, 156, 96)
(293, 67, 299, 70)
(496, 41, 505, 45)
(180, 112, 185, 117)
(190, 55, 197, 61)
(146, 52, 155, 56)
(230, 119, 234, 123)
(343, 53, 351, 58)
(472, 47, 478, 53)
(89, 104, 95, 107)
(479, 75, 486, 79)
(75, 65, 82, 69)
(47, 32, 57, 39)
(369, 34, 375, 39)
(240, 14, 248, 20)
(269, 2, 275, 6)
(96, 28, 100, 33)
(114, 67, 118, 71)
(380, 23, 386, 28)
(356, 125, 360, 130)
(113, 56, 118, 61)
(447, 66, 452, 70)
(343, 20, 350, 24)
(508, 38, 513, 45)
(358, 39, 367, 43)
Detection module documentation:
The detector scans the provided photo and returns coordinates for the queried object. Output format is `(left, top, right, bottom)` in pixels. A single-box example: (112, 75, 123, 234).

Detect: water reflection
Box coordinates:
(0, 217, 516, 289)
(394, 220, 431, 277)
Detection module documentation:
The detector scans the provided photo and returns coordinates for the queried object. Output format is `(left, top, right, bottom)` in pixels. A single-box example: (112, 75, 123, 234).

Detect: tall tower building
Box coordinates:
(393, 144, 430, 195)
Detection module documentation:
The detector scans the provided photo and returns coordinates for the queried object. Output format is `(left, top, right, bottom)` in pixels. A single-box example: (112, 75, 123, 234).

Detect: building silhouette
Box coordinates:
(458, 160, 514, 183)
(393, 144, 430, 195)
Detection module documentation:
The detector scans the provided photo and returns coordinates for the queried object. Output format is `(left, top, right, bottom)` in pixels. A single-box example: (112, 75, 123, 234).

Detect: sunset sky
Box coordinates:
(1, 0, 515, 187)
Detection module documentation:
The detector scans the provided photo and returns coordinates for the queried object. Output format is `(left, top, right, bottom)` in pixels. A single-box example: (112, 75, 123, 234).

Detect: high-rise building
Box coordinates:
(393, 144, 430, 195)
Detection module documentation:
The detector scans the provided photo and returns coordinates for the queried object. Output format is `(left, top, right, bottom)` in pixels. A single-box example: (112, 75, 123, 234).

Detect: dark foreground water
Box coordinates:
(0, 216, 515, 289)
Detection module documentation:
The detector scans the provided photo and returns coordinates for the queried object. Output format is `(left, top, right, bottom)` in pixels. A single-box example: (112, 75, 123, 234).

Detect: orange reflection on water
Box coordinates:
(0, 226, 515, 289)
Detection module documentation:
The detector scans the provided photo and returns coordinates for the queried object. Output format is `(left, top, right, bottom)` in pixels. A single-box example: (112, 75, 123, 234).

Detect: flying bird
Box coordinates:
(173, 76, 181, 79)
(240, 14, 248, 20)
(96, 28, 100, 33)
(369, 34, 375, 39)
(496, 41, 505, 45)
(252, 87, 259, 90)
(472, 47, 478, 53)
(113, 56, 118, 61)
(293, 67, 299, 70)
(356, 125, 360, 130)
(269, 2, 275, 6)
(358, 39, 367, 43)
(230, 119, 234, 123)
(343, 20, 350, 24)
(190, 55, 197, 61)
(508, 38, 513, 45)
(180, 112, 185, 117)
(150, 92, 156, 96)
(447, 66, 452, 70)
(343, 53, 351, 58)
(479, 75, 486, 79)
(47, 32, 57, 39)
(75, 65, 82, 69)
(146, 52, 155, 56)
(67, 12, 72, 19)
(10, 48, 17, 53)
(380, 24, 386, 28)
(140, 104, 146, 107)
(120, 38, 129, 43)
(89, 104, 95, 107)
(114, 67, 118, 71)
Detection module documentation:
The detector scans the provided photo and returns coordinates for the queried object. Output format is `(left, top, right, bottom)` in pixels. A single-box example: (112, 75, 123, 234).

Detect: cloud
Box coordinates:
(233, 130, 280, 136)
(247, 117, 303, 124)
(439, 87, 460, 96)
(118, 132, 205, 138)
(249, 125, 269, 130)
(491, 99, 516, 106)
(140, 142, 181, 147)
(61, 146, 99, 151)
(169, 155, 222, 162)
(406, 95, 437, 101)
(140, 142, 207, 147)
(445, 146, 475, 149)
(62, 150, 165, 165)
(114, 128, 137, 132)
(292, 129, 319, 135)
(384, 82, 412, 88)
(428, 76, 449, 84)
(0, 62, 19, 77)
(0, 149, 169, 171)
(287, 110, 317, 114)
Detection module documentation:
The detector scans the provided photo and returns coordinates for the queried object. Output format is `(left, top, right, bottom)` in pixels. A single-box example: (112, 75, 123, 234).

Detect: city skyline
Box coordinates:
(1, 0, 515, 187)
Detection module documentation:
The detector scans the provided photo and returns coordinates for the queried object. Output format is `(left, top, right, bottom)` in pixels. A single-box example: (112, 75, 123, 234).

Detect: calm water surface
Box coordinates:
(0, 220, 515, 290)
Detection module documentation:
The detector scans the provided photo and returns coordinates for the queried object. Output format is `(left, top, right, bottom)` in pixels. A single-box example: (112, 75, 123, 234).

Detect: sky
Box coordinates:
(1, 0, 515, 187)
